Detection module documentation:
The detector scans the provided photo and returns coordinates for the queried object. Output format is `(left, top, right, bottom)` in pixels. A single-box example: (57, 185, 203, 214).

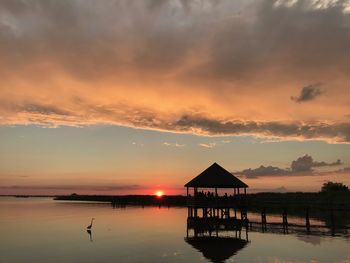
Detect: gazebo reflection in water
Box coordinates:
(184, 163, 250, 263)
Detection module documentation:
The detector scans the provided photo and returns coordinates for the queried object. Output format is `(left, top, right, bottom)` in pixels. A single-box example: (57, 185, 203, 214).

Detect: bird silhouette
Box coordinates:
(87, 218, 95, 230)
(86, 229, 93, 242)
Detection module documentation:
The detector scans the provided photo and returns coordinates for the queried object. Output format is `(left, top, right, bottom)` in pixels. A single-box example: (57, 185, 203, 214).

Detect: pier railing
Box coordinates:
(187, 195, 247, 208)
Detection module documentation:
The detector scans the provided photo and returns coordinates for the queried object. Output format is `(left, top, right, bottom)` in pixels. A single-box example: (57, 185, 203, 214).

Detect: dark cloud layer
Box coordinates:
(1, 0, 350, 83)
(172, 115, 350, 143)
(237, 154, 343, 178)
(1, 99, 350, 142)
(291, 84, 323, 103)
(0, 0, 349, 142)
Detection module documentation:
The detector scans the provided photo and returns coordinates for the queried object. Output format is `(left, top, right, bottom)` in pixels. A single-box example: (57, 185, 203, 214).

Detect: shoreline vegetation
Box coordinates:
(52, 192, 350, 210)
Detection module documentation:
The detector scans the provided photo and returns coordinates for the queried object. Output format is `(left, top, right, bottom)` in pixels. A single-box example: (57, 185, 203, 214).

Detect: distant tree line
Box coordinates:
(321, 181, 349, 193)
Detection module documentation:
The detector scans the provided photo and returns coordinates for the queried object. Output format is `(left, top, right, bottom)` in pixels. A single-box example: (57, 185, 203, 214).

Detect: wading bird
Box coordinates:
(87, 218, 95, 230)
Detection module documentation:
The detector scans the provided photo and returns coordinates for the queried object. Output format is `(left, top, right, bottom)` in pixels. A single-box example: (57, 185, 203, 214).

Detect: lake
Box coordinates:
(0, 197, 349, 263)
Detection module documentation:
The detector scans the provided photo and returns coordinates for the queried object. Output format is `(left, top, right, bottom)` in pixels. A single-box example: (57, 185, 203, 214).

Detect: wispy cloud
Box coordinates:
(199, 142, 217, 148)
(198, 139, 231, 148)
(131, 142, 144, 147)
(0, 184, 142, 192)
(163, 142, 186, 148)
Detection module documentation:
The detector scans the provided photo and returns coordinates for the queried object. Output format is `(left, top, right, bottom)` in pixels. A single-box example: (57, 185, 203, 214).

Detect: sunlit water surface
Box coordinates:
(0, 197, 349, 263)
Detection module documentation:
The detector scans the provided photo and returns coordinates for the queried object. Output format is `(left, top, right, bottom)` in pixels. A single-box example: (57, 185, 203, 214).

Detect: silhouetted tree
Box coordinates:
(321, 181, 349, 193)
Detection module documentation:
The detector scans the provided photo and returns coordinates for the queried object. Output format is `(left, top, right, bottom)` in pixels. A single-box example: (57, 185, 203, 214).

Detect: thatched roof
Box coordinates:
(184, 163, 248, 188)
(185, 236, 248, 263)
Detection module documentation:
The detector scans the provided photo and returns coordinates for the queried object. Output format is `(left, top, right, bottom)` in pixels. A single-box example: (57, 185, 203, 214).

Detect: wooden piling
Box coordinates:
(330, 209, 335, 236)
(305, 207, 310, 232)
(261, 208, 267, 231)
(282, 208, 288, 232)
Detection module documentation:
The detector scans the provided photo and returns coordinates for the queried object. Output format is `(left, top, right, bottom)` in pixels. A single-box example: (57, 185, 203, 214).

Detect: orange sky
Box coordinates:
(0, 0, 349, 195)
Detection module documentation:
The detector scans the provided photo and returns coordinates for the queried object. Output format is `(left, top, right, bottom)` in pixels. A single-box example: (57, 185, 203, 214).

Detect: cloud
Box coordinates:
(237, 154, 343, 178)
(1, 101, 350, 143)
(237, 165, 290, 178)
(0, 0, 349, 142)
(291, 83, 323, 103)
(334, 166, 350, 173)
(312, 159, 342, 167)
(198, 142, 217, 148)
(198, 139, 231, 148)
(163, 142, 185, 147)
(291, 154, 343, 171)
(0, 184, 142, 191)
(173, 115, 350, 143)
(291, 154, 314, 172)
(131, 142, 144, 147)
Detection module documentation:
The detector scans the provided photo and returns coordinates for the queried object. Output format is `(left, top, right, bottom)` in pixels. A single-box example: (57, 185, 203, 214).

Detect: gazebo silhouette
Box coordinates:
(184, 162, 248, 219)
(185, 162, 248, 194)
(184, 163, 250, 262)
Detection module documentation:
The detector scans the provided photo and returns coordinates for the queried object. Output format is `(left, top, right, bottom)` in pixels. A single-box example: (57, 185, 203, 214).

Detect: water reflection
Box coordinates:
(183, 204, 350, 262)
(185, 215, 250, 262)
(1, 198, 349, 263)
(185, 236, 248, 263)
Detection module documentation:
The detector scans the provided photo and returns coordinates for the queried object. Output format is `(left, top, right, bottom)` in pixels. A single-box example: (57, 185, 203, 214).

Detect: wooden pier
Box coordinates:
(184, 163, 350, 239)
(184, 163, 250, 239)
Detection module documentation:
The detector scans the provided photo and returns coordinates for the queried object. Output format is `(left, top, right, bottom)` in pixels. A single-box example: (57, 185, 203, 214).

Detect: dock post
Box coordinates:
(240, 207, 248, 228)
(261, 208, 267, 231)
(305, 207, 310, 232)
(282, 208, 288, 233)
(330, 208, 335, 236)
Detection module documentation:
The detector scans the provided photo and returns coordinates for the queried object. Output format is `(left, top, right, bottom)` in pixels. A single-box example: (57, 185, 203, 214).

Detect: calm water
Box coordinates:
(0, 197, 349, 263)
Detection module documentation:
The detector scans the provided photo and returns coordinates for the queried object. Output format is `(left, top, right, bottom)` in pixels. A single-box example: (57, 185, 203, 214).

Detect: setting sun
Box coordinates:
(155, 190, 164, 198)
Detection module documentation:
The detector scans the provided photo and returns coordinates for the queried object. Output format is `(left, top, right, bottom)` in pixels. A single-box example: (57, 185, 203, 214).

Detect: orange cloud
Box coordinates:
(0, 0, 349, 143)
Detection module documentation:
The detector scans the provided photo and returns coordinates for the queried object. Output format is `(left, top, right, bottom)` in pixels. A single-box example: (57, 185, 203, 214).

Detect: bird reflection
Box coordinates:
(86, 229, 93, 242)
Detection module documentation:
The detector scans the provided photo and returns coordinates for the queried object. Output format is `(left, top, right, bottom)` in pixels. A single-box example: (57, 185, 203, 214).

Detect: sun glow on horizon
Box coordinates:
(155, 190, 164, 198)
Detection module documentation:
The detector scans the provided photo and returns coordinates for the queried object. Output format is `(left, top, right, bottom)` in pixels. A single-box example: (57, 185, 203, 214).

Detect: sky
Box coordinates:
(0, 0, 349, 195)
